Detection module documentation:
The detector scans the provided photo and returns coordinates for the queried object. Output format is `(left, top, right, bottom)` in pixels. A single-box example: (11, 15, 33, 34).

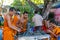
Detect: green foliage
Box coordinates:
(11, 0, 34, 18)
(31, 0, 44, 5)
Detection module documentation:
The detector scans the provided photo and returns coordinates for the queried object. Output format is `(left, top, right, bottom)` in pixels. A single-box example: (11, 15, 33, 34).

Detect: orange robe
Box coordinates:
(3, 15, 18, 40)
(20, 18, 28, 33)
(50, 26, 60, 40)
(13, 15, 19, 35)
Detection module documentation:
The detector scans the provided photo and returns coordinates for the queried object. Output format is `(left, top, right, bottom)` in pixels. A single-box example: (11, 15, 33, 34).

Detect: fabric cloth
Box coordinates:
(20, 18, 28, 32)
(3, 15, 19, 40)
(54, 8, 60, 22)
(42, 25, 47, 33)
(52, 26, 60, 35)
(50, 26, 60, 40)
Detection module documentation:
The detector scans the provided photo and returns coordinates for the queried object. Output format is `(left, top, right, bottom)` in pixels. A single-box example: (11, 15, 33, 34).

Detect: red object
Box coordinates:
(42, 25, 47, 33)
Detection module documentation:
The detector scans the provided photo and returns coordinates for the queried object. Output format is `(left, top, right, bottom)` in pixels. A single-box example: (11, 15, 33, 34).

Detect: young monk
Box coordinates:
(20, 11, 28, 33)
(13, 9, 21, 40)
(3, 7, 20, 40)
(13, 9, 21, 35)
(17, 11, 28, 33)
(47, 20, 60, 40)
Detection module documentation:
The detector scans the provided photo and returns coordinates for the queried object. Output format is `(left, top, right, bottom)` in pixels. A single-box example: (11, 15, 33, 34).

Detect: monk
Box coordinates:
(13, 9, 21, 35)
(47, 21, 60, 40)
(17, 11, 28, 33)
(21, 11, 28, 33)
(14, 9, 21, 40)
(3, 7, 20, 40)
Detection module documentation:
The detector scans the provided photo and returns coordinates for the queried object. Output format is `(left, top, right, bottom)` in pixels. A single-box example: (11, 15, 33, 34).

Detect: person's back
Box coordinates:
(32, 10, 43, 32)
(32, 14, 43, 26)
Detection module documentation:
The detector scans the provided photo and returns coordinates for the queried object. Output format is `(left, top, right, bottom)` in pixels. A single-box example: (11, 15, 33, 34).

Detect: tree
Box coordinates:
(12, 0, 57, 19)
(12, 0, 44, 12)
(43, 0, 57, 19)
(0, 0, 3, 6)
(31, 0, 44, 5)
(12, 0, 35, 21)
(27, 0, 57, 18)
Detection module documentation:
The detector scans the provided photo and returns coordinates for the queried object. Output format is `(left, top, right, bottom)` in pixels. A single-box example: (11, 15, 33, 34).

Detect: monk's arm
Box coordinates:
(7, 15, 20, 32)
(47, 30, 57, 37)
(16, 15, 20, 27)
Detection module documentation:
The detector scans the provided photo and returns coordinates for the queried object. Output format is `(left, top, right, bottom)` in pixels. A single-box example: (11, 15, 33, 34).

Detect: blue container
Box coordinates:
(57, 36, 60, 40)
(0, 29, 2, 40)
(29, 27, 34, 33)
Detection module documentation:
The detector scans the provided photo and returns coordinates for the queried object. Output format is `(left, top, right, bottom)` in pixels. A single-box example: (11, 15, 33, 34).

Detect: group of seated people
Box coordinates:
(3, 7, 28, 40)
(42, 19, 60, 40)
(0, 7, 60, 40)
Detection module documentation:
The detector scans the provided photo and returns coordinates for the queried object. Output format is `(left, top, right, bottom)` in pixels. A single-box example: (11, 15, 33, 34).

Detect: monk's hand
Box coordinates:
(47, 30, 51, 33)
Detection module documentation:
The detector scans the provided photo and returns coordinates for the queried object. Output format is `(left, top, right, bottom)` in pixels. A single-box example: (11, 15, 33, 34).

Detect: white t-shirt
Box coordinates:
(32, 14, 43, 26)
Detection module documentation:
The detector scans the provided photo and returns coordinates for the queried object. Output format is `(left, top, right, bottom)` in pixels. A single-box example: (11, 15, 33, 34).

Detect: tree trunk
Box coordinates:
(42, 0, 56, 19)
(26, 0, 56, 19)
(26, 0, 40, 11)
